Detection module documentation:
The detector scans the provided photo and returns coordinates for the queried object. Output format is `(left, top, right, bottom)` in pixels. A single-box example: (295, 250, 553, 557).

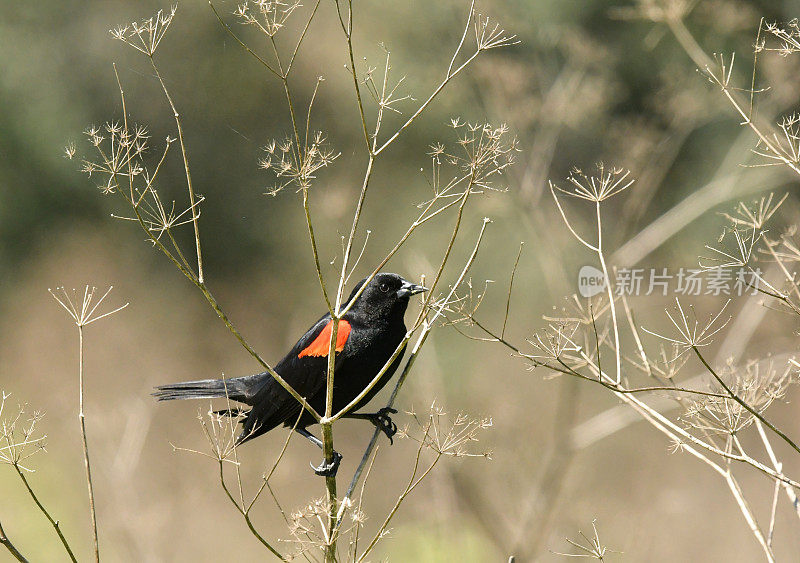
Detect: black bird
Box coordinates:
(153, 272, 426, 476)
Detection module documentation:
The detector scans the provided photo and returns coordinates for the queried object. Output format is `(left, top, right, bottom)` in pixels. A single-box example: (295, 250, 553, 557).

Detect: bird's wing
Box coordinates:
(238, 314, 353, 442)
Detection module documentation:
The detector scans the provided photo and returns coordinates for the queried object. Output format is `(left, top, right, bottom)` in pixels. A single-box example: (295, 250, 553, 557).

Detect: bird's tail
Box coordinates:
(153, 377, 251, 403)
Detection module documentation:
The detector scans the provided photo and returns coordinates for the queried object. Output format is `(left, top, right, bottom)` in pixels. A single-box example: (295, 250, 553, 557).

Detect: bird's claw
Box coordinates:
(311, 451, 342, 477)
(371, 407, 398, 444)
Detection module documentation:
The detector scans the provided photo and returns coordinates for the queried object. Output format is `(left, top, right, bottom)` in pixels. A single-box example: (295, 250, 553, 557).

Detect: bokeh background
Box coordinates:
(2, 0, 800, 560)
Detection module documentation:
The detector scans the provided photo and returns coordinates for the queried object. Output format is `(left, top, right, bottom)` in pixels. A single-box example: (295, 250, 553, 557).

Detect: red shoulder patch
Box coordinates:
(298, 319, 352, 359)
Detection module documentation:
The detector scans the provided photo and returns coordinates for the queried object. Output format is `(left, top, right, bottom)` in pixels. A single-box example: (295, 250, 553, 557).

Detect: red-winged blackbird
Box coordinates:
(153, 273, 426, 476)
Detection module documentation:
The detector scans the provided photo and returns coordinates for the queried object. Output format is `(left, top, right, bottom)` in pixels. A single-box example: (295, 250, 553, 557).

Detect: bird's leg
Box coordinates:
(345, 407, 398, 444)
(296, 427, 342, 477)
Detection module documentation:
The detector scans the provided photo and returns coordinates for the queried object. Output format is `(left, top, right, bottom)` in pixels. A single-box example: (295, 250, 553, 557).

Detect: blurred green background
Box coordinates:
(2, 0, 800, 560)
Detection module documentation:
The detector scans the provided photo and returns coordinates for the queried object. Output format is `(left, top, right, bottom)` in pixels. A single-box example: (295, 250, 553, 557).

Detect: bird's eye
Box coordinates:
(379, 283, 390, 293)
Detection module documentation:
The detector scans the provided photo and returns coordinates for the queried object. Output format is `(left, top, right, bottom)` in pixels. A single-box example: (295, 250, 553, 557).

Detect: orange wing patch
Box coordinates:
(298, 320, 352, 359)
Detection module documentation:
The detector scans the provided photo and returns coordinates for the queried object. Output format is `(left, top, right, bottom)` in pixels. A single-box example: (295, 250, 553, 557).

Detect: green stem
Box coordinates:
(149, 56, 205, 283)
(693, 347, 800, 456)
(0, 521, 29, 563)
(14, 467, 77, 563)
(218, 462, 285, 560)
(321, 422, 338, 563)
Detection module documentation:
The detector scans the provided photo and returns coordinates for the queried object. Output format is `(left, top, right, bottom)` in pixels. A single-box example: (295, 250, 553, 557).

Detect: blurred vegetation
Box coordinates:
(2, 0, 800, 561)
(0, 0, 790, 285)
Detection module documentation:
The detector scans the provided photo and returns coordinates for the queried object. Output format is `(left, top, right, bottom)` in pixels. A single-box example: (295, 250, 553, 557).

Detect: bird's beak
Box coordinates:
(397, 280, 428, 298)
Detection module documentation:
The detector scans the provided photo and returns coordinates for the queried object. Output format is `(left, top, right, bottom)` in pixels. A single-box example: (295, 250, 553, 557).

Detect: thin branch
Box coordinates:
(374, 49, 481, 156)
(77, 327, 100, 563)
(14, 467, 77, 563)
(218, 461, 286, 560)
(338, 0, 370, 150)
(502, 242, 523, 339)
(209, 2, 282, 78)
(469, 318, 800, 489)
(356, 425, 440, 561)
(447, 1, 476, 76)
(286, 0, 322, 75)
(756, 419, 800, 522)
(111, 69, 321, 420)
(693, 347, 800, 456)
(0, 521, 28, 563)
(338, 218, 491, 528)
(148, 56, 204, 283)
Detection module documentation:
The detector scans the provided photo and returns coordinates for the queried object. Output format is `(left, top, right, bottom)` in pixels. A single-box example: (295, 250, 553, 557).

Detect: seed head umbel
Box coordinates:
(111, 5, 177, 56)
(49, 286, 129, 328)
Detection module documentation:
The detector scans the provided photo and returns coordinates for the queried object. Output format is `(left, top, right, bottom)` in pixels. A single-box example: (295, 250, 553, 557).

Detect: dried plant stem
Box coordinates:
(335, 155, 375, 311)
(206, 17, 340, 550)
(666, 16, 800, 177)
(574, 349, 800, 488)
(339, 218, 491, 527)
(718, 450, 774, 562)
(315, 12, 506, 541)
(755, 419, 800, 522)
(47, 287, 127, 561)
(501, 242, 523, 339)
(470, 313, 800, 490)
(208, 3, 280, 77)
(0, 521, 28, 563)
(111, 67, 321, 422)
(768, 473, 780, 548)
(319, 300, 340, 560)
(218, 461, 286, 560)
(550, 188, 621, 384)
(595, 373, 774, 561)
(692, 347, 800, 456)
(356, 425, 441, 562)
(77, 326, 100, 562)
(332, 0, 490, 315)
(336, 0, 370, 149)
(595, 203, 621, 384)
(624, 385, 799, 487)
(302, 187, 333, 314)
(148, 56, 204, 282)
(540, 354, 788, 555)
(374, 0, 477, 156)
(321, 422, 338, 563)
(348, 447, 377, 561)
(107, 6, 511, 559)
(323, 284, 344, 562)
(14, 466, 77, 563)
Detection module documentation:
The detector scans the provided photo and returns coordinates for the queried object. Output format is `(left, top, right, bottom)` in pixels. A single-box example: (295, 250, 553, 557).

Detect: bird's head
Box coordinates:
(347, 273, 427, 320)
